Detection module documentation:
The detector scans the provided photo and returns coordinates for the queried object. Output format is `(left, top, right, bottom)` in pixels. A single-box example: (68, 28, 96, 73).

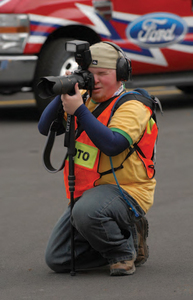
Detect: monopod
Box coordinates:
(64, 113, 76, 276)
(42, 112, 77, 276)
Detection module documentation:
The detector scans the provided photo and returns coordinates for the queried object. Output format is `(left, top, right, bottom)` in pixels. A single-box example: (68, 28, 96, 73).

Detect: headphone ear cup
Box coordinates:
(116, 57, 130, 81)
(102, 41, 132, 81)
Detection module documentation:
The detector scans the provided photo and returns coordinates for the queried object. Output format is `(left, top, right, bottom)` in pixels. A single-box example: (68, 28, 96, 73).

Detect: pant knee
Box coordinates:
(45, 245, 66, 273)
(72, 201, 93, 232)
(45, 248, 57, 272)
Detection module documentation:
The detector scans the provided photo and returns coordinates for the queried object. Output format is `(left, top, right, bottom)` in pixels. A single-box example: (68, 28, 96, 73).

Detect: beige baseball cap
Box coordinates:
(89, 42, 120, 69)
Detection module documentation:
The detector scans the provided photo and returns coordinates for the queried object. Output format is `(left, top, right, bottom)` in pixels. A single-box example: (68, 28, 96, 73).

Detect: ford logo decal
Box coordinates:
(126, 13, 187, 48)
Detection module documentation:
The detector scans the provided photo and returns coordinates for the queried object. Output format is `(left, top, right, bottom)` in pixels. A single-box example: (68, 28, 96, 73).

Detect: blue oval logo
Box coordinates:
(126, 13, 187, 48)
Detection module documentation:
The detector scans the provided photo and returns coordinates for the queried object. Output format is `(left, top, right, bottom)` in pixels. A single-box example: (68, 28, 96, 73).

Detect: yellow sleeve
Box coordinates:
(108, 100, 151, 144)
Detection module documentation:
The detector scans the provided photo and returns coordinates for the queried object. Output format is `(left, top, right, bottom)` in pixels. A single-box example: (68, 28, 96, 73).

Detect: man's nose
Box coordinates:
(94, 74, 99, 84)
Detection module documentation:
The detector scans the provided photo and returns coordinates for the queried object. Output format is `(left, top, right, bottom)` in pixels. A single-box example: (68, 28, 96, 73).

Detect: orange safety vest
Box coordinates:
(63, 96, 119, 199)
(64, 92, 159, 199)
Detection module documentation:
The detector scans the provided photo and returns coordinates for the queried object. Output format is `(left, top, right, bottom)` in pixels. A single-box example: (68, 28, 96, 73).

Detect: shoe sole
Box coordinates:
(110, 265, 136, 276)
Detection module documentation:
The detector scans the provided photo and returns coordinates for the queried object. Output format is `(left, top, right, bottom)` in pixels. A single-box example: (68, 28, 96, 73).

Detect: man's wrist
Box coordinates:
(74, 104, 87, 117)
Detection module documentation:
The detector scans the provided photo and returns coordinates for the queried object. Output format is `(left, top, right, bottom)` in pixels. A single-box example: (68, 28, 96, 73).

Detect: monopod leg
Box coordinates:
(65, 114, 76, 276)
(69, 174, 76, 276)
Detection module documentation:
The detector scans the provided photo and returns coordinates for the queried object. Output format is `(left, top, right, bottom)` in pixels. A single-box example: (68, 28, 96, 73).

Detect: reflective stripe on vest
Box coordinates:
(136, 117, 158, 179)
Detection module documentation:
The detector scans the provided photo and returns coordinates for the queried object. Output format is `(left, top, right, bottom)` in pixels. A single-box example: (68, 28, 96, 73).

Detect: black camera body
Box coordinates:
(37, 40, 94, 100)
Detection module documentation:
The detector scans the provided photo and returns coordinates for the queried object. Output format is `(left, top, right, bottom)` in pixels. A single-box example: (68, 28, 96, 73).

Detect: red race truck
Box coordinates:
(1, 0, 193, 111)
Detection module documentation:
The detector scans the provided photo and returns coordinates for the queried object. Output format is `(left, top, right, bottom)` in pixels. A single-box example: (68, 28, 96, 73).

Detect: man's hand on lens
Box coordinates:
(61, 82, 83, 115)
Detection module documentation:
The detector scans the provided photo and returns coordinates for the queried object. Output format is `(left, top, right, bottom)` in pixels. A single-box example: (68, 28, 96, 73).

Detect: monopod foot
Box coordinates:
(70, 270, 76, 276)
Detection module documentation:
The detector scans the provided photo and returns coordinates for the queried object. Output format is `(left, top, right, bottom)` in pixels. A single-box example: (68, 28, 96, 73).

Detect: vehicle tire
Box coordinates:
(33, 38, 78, 114)
(176, 85, 193, 94)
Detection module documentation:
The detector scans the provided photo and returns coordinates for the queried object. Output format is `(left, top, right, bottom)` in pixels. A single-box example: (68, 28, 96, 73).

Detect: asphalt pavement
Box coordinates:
(0, 90, 193, 300)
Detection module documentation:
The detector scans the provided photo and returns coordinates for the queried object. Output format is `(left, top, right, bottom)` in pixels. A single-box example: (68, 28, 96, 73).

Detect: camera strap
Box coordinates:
(43, 118, 67, 173)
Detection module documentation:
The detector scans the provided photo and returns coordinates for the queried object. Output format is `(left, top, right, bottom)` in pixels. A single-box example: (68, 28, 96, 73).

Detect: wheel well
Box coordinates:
(39, 25, 101, 54)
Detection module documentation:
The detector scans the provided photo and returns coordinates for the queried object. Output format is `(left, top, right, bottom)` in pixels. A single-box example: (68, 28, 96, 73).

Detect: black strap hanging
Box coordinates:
(43, 119, 67, 173)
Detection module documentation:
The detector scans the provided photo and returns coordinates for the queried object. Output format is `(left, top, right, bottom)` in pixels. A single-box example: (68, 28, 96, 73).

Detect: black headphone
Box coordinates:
(102, 41, 132, 82)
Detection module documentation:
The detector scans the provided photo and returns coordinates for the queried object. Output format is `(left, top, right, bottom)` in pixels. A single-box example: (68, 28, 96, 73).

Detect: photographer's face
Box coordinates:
(88, 67, 121, 103)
